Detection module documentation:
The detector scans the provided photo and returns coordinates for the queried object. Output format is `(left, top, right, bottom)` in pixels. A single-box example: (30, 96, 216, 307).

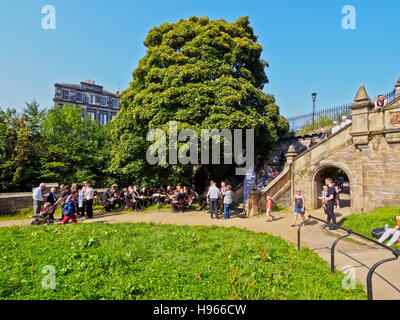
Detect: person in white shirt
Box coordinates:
(84, 182, 94, 219)
(340, 115, 352, 128)
(331, 121, 341, 134)
(32, 183, 47, 216)
(207, 182, 220, 219)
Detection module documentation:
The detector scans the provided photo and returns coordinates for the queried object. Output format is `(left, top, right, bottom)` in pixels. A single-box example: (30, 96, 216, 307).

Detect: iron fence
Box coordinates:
(287, 89, 397, 133)
(298, 215, 400, 300)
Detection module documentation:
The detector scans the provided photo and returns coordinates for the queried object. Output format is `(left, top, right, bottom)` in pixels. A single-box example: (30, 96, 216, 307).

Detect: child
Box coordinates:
(62, 190, 78, 225)
(321, 185, 328, 216)
(266, 196, 275, 222)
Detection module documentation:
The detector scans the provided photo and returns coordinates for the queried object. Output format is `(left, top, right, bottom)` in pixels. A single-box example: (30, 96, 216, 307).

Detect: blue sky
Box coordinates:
(0, 0, 399, 118)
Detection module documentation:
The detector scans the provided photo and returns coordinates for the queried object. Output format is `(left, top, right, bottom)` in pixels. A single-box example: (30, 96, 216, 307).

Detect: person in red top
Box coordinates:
(266, 196, 275, 222)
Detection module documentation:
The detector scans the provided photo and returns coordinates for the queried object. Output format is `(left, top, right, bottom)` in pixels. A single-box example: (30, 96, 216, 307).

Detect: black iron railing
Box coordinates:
(287, 89, 397, 133)
(297, 215, 400, 300)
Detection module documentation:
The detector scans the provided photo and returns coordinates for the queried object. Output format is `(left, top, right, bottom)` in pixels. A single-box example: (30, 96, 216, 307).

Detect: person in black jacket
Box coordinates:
(46, 187, 58, 205)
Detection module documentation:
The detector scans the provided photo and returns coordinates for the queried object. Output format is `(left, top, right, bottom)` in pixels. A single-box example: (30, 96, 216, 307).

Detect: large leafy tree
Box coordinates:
(113, 16, 288, 186)
(38, 105, 113, 187)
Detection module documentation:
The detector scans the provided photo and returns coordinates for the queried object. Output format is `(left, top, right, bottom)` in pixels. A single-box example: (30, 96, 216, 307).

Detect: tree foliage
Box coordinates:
(0, 103, 112, 192)
(110, 16, 289, 185)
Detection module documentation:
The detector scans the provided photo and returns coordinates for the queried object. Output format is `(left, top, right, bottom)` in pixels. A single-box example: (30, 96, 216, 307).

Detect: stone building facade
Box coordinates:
(53, 79, 121, 125)
(258, 77, 400, 214)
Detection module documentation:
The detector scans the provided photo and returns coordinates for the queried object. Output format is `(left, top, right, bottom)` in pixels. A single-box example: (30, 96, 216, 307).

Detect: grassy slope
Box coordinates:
(340, 207, 400, 246)
(0, 223, 365, 300)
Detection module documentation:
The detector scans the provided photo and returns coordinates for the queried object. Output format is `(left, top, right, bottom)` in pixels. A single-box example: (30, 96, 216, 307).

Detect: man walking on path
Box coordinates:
(323, 178, 337, 230)
(32, 183, 47, 216)
(208, 182, 220, 219)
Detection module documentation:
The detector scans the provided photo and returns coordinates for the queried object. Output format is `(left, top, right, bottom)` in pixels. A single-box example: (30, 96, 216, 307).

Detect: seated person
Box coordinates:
(124, 188, 135, 207)
(372, 95, 388, 111)
(340, 115, 352, 128)
(378, 216, 400, 247)
(257, 179, 264, 191)
(171, 187, 185, 212)
(132, 186, 143, 209)
(272, 169, 279, 179)
(259, 170, 268, 182)
(101, 188, 115, 210)
(308, 138, 318, 149)
(331, 121, 341, 135)
(320, 128, 329, 140)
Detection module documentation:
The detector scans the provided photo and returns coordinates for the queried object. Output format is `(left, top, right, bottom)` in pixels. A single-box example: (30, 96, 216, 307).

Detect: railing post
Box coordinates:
(366, 255, 398, 300)
(330, 230, 351, 273)
(297, 216, 310, 250)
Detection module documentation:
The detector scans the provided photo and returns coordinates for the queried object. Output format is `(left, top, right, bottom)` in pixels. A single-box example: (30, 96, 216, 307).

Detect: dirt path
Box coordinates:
(1, 207, 399, 300)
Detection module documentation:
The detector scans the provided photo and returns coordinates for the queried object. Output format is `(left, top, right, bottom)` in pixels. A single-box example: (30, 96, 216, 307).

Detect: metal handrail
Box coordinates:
(297, 214, 400, 300)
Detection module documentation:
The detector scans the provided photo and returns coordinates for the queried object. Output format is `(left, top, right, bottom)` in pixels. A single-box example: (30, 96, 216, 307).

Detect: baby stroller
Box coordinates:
(30, 202, 57, 225)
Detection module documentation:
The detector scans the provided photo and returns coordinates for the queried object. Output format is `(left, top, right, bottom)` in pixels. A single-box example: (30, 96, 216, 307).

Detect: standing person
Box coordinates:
(333, 181, 341, 209)
(331, 121, 341, 134)
(323, 178, 337, 230)
(373, 95, 387, 110)
(207, 182, 220, 219)
(62, 190, 78, 225)
(222, 185, 234, 219)
(266, 196, 275, 222)
(32, 183, 47, 216)
(77, 188, 85, 216)
(81, 181, 88, 216)
(219, 181, 227, 215)
(321, 185, 329, 217)
(291, 189, 306, 227)
(84, 182, 94, 219)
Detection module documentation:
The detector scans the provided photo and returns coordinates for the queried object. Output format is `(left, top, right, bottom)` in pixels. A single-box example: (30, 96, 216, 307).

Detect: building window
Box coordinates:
(61, 89, 70, 100)
(111, 114, 116, 120)
(100, 113, 107, 125)
(112, 100, 119, 109)
(89, 95, 95, 105)
(76, 92, 83, 103)
(87, 111, 95, 121)
(101, 97, 107, 107)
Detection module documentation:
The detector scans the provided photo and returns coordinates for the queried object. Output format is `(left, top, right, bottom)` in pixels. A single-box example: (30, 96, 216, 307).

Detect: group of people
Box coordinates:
(257, 168, 279, 191)
(308, 115, 353, 149)
(290, 177, 342, 230)
(101, 184, 200, 213)
(199, 181, 234, 219)
(32, 182, 95, 225)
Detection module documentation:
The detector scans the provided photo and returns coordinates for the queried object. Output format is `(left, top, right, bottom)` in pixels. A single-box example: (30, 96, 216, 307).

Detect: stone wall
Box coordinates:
(0, 189, 107, 214)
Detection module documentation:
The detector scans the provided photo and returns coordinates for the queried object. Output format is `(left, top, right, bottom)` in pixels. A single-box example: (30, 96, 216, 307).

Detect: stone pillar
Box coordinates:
(246, 191, 259, 217)
(395, 77, 400, 98)
(285, 145, 297, 164)
(285, 145, 297, 209)
(349, 85, 372, 146)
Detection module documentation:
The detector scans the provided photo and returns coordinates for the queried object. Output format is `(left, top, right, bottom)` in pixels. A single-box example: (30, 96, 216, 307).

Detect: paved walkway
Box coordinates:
(1, 206, 399, 300)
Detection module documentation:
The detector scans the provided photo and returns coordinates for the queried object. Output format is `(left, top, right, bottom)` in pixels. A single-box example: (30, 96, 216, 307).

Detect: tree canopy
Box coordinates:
(110, 16, 289, 185)
(0, 103, 112, 192)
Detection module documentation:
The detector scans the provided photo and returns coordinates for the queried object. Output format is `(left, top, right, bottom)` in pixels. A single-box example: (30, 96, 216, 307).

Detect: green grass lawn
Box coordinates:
(0, 222, 365, 300)
(340, 207, 400, 247)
